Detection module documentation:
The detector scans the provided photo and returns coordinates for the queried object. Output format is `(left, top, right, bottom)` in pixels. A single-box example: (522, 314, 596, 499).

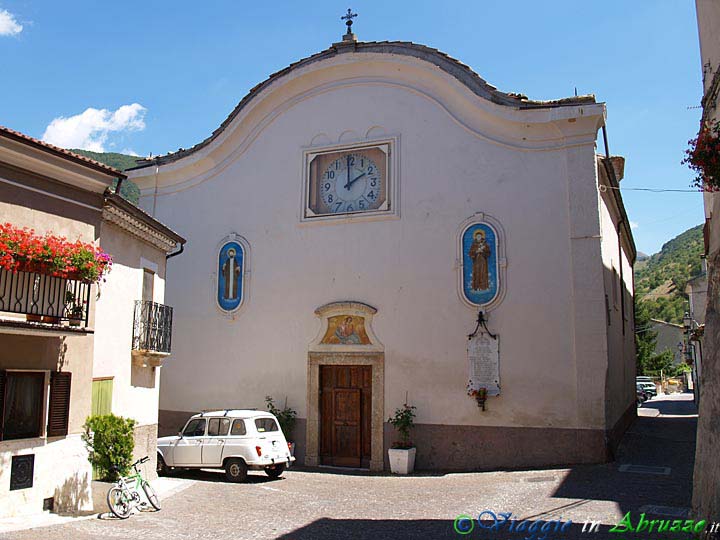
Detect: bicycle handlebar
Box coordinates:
(131, 456, 150, 467)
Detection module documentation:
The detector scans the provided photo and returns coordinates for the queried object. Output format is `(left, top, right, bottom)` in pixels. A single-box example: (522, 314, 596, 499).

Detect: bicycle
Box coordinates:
(106, 456, 161, 519)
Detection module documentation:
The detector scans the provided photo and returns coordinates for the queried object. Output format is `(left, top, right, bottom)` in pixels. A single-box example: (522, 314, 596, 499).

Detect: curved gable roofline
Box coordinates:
(129, 41, 596, 170)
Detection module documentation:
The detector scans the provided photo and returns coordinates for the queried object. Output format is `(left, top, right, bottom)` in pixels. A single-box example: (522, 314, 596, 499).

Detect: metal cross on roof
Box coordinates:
(341, 8, 357, 35)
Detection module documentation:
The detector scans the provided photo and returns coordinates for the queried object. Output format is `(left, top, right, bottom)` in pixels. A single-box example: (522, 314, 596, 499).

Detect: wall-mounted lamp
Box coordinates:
(468, 310, 497, 340)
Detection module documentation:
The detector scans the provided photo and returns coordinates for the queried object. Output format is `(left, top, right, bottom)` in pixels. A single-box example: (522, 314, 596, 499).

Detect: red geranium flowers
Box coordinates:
(683, 120, 720, 191)
(0, 223, 112, 283)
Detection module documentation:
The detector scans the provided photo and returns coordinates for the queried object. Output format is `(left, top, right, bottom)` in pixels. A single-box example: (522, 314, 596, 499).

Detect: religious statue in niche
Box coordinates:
(462, 223, 499, 306)
(469, 230, 490, 291)
(217, 241, 244, 311)
(321, 315, 371, 345)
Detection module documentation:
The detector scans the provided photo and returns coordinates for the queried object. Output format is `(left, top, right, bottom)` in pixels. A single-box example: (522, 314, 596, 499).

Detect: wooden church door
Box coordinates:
(320, 365, 372, 467)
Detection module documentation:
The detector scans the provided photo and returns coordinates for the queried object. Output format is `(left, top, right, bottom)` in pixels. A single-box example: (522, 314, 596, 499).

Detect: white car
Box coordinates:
(156, 409, 295, 482)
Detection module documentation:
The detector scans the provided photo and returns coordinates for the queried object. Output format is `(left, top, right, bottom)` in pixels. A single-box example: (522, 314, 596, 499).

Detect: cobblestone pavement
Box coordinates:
(3, 393, 697, 540)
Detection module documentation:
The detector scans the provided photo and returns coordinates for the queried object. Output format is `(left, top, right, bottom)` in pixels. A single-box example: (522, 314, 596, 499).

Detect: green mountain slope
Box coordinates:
(70, 149, 142, 204)
(634, 224, 704, 323)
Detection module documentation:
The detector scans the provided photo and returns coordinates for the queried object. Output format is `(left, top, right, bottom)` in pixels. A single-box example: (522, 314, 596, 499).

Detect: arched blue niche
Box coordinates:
(216, 234, 250, 314)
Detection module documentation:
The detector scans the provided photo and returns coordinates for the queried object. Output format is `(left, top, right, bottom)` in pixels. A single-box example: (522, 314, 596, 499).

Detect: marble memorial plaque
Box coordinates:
(468, 333, 500, 396)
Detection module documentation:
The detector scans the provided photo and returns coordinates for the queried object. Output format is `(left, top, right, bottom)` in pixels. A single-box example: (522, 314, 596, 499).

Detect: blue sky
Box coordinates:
(0, 1, 704, 254)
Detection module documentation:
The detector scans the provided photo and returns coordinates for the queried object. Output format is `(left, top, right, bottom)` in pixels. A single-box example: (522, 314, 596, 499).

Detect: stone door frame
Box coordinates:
(306, 301, 384, 471)
(305, 351, 384, 471)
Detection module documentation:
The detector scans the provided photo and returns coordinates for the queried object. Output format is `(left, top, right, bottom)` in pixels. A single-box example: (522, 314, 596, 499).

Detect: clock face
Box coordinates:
(320, 154, 382, 213)
(306, 144, 389, 218)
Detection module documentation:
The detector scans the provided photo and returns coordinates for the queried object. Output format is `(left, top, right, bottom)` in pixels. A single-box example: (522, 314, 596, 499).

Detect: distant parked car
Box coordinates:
(636, 377, 657, 398)
(636, 383, 649, 405)
(157, 409, 295, 482)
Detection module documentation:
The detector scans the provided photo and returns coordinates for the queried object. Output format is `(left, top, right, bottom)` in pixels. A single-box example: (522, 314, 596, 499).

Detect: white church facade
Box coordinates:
(127, 33, 636, 471)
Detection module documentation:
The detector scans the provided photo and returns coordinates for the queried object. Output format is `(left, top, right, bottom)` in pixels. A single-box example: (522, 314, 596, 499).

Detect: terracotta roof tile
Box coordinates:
(0, 125, 126, 178)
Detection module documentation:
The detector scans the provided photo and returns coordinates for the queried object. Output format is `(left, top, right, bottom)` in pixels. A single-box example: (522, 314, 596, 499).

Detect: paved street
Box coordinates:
(2, 393, 697, 540)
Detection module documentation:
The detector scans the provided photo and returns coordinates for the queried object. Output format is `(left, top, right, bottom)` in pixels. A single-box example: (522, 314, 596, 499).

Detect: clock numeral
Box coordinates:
(327, 194, 333, 203)
(367, 190, 376, 200)
(359, 200, 366, 209)
(348, 156, 355, 166)
(360, 159, 364, 167)
(368, 166, 373, 174)
(335, 160, 340, 170)
(335, 202, 343, 212)
(324, 182, 331, 191)
(325, 170, 335, 179)
(347, 204, 354, 212)
(370, 178, 377, 187)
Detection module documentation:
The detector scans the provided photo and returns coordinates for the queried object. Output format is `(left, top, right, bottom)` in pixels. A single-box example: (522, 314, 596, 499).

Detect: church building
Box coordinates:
(127, 24, 636, 471)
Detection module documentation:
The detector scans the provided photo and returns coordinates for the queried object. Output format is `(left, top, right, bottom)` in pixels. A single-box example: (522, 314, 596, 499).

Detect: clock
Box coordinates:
(304, 141, 392, 220)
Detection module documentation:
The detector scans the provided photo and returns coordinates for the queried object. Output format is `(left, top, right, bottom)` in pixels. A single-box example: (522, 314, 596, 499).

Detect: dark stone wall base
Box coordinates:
(384, 422, 610, 471)
(161, 408, 619, 471)
(606, 401, 637, 459)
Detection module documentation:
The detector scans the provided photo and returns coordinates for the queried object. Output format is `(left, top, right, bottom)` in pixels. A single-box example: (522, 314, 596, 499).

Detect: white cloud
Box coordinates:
(630, 221, 639, 230)
(42, 104, 147, 152)
(121, 148, 140, 156)
(0, 9, 22, 36)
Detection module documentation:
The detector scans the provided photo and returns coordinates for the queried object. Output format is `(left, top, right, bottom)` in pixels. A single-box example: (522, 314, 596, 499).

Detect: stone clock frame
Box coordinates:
(305, 301, 385, 471)
(300, 136, 399, 224)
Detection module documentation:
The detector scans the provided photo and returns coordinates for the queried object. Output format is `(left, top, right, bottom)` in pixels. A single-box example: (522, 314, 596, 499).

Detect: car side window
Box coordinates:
(183, 418, 206, 437)
(255, 418, 279, 433)
(208, 418, 230, 437)
(230, 419, 246, 436)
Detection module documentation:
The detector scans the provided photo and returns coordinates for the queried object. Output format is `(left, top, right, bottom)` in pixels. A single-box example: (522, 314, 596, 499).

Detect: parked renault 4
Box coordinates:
(636, 377, 657, 398)
(157, 409, 294, 482)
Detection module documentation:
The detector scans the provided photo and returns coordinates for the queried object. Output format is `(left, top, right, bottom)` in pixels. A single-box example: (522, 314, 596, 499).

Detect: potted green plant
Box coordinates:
(265, 396, 297, 456)
(388, 402, 417, 474)
(65, 290, 86, 326)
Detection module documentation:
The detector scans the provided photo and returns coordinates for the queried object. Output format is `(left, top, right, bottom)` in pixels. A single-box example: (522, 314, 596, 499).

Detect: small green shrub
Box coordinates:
(388, 403, 416, 449)
(82, 414, 136, 481)
(265, 396, 297, 441)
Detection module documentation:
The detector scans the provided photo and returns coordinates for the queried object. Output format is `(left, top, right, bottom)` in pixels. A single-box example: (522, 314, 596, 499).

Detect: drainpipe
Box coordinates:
(166, 243, 184, 261)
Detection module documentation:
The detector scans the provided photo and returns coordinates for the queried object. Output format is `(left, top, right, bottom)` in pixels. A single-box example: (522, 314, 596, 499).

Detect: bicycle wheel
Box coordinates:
(142, 481, 161, 511)
(107, 487, 132, 519)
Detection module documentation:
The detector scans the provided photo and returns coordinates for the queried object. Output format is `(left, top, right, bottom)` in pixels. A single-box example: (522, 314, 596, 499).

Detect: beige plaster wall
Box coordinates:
(130, 52, 615, 437)
(0, 333, 94, 518)
(93, 221, 166, 428)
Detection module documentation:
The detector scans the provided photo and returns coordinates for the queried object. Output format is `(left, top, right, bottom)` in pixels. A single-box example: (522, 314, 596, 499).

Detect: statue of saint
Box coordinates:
(221, 247, 242, 300)
(469, 230, 491, 291)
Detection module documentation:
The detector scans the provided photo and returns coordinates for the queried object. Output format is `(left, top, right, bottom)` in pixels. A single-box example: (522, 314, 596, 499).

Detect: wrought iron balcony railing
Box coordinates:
(0, 268, 91, 326)
(132, 300, 173, 354)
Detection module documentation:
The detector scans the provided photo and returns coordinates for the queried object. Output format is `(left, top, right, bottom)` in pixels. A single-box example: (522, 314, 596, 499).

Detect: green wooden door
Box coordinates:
(91, 379, 113, 479)
(91, 379, 113, 416)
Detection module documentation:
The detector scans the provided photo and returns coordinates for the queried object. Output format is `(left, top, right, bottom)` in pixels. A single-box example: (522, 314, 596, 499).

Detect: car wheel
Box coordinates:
(264, 463, 286, 479)
(156, 454, 170, 476)
(224, 458, 248, 483)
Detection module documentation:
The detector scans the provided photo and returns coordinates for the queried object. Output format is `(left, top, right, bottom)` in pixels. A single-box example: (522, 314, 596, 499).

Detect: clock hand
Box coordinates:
(345, 155, 351, 190)
(346, 172, 367, 189)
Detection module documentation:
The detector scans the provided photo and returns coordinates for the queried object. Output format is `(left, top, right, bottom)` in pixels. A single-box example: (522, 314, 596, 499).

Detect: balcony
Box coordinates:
(132, 300, 173, 366)
(0, 268, 91, 334)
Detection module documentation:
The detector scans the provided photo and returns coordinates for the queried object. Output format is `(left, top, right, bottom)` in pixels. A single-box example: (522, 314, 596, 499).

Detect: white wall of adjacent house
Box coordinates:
(128, 51, 617, 434)
(598, 174, 636, 431)
(92, 222, 166, 428)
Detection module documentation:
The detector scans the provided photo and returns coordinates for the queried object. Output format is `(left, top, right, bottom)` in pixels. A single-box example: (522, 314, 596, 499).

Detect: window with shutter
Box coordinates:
(47, 372, 72, 437)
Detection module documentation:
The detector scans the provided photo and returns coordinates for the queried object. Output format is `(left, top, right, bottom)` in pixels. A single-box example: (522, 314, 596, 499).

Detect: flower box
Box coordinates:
(0, 223, 111, 284)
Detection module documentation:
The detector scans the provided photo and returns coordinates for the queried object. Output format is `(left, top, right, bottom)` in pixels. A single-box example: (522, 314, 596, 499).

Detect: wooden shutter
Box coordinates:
(47, 371, 72, 437)
(0, 370, 6, 441)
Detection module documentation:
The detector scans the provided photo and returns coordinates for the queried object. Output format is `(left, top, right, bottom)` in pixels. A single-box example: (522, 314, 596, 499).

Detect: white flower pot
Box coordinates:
(388, 447, 416, 474)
